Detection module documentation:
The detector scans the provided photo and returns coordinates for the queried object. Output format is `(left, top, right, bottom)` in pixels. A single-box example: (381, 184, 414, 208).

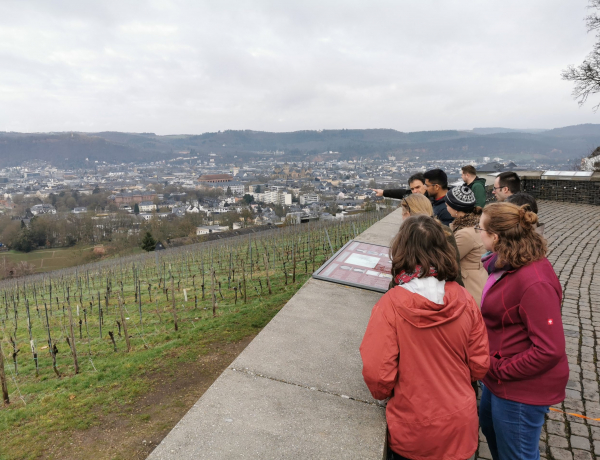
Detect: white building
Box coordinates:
(253, 190, 292, 205)
(30, 204, 57, 215)
(196, 225, 228, 235)
(139, 201, 157, 212)
(300, 194, 320, 205)
(185, 205, 201, 213)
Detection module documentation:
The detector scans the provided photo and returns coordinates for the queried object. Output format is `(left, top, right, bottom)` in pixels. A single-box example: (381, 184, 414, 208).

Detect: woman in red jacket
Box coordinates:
(477, 203, 568, 460)
(360, 215, 489, 460)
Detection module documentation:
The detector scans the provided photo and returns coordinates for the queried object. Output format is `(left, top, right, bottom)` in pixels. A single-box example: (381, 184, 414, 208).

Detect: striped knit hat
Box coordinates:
(446, 185, 476, 212)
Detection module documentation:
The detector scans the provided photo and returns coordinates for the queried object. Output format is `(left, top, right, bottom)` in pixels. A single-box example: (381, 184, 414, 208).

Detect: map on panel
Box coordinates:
(312, 240, 393, 293)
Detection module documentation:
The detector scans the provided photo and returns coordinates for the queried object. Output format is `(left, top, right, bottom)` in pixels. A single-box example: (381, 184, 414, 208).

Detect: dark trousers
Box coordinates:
(390, 452, 412, 460)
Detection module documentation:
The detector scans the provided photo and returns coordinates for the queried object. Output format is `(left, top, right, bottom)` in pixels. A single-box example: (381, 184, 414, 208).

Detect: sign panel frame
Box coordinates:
(312, 239, 393, 293)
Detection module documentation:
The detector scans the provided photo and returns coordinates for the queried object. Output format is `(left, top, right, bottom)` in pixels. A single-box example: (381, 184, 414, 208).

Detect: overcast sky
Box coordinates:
(0, 0, 598, 134)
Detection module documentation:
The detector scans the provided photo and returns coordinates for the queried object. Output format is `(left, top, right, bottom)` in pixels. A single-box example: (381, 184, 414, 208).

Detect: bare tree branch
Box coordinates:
(563, 0, 600, 110)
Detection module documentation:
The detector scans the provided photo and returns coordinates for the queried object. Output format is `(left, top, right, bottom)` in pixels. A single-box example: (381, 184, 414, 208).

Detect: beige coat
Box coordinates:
(452, 226, 488, 307)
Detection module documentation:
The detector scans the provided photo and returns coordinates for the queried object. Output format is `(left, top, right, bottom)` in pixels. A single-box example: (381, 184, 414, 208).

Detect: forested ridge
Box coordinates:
(2, 124, 600, 166)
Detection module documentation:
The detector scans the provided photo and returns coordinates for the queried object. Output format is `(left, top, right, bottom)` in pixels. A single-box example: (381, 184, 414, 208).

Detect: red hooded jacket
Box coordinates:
(481, 256, 568, 405)
(360, 281, 489, 460)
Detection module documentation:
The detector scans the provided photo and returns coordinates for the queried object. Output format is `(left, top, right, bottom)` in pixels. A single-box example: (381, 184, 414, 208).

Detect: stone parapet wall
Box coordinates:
(522, 178, 600, 206)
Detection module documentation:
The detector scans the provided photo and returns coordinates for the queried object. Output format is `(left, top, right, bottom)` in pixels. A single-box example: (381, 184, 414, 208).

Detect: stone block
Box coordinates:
(548, 434, 569, 448)
(547, 420, 567, 436)
(550, 447, 574, 460)
(571, 435, 591, 450)
(573, 450, 593, 460)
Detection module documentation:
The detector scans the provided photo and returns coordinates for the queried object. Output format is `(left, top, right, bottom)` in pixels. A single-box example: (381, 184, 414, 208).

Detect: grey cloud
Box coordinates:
(0, 0, 598, 134)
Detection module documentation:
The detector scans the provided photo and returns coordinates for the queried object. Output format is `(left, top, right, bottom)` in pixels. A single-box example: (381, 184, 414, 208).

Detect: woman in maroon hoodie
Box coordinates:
(477, 202, 568, 460)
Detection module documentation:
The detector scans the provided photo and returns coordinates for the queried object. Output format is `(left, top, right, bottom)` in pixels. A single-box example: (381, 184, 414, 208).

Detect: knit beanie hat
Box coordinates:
(446, 185, 476, 212)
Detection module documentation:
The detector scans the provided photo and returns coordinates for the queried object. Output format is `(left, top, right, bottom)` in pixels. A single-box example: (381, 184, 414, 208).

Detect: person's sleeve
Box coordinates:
(467, 303, 490, 381)
(453, 228, 476, 261)
(360, 295, 399, 400)
(473, 183, 487, 208)
(445, 232, 465, 287)
(382, 189, 410, 200)
(487, 282, 565, 381)
(436, 206, 454, 226)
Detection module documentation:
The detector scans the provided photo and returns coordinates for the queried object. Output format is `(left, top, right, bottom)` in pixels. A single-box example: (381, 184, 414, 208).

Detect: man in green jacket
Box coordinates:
(461, 165, 487, 208)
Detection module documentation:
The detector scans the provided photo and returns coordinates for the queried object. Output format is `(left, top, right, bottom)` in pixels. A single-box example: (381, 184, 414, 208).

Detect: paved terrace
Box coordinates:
(148, 201, 600, 460)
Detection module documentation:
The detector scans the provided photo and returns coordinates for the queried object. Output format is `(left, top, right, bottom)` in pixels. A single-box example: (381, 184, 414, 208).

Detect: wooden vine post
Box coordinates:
(241, 263, 247, 304)
(118, 296, 131, 353)
(263, 254, 272, 295)
(211, 270, 217, 317)
(0, 340, 8, 404)
(171, 273, 178, 331)
(66, 297, 79, 374)
(44, 303, 60, 377)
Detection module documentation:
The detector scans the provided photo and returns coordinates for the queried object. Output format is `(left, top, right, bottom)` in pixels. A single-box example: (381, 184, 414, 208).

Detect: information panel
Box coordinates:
(312, 240, 393, 293)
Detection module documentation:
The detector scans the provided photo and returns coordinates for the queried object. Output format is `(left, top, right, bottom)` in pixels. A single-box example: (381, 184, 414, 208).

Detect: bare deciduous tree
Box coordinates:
(563, 0, 600, 109)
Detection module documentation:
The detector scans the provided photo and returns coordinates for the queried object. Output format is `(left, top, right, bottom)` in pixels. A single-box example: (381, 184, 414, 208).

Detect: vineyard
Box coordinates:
(0, 210, 390, 460)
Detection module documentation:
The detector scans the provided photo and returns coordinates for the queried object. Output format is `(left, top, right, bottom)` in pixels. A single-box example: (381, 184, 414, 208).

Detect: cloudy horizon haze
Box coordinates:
(1, 0, 598, 135)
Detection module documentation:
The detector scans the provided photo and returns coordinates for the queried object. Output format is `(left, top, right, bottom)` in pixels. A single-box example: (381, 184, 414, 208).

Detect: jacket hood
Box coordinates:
(389, 282, 466, 329)
(472, 177, 486, 186)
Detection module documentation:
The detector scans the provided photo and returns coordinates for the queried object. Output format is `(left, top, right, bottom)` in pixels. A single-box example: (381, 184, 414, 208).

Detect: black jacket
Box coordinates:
(432, 195, 454, 226)
(382, 188, 411, 200)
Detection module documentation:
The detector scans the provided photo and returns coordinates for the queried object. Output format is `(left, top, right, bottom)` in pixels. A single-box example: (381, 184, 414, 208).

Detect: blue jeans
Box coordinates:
(479, 384, 549, 460)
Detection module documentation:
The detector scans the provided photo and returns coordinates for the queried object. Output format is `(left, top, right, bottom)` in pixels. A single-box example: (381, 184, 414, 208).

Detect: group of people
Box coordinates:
(362, 167, 568, 460)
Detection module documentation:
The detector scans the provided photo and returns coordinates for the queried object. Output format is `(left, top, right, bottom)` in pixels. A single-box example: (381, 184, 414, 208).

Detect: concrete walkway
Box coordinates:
(147, 209, 403, 459)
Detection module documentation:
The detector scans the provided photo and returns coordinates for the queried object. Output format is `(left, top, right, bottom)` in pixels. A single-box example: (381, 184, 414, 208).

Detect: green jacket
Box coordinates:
(466, 177, 487, 208)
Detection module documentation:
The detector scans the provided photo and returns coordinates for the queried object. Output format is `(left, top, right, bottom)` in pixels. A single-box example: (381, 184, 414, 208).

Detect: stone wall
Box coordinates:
(522, 178, 600, 206)
(483, 172, 600, 206)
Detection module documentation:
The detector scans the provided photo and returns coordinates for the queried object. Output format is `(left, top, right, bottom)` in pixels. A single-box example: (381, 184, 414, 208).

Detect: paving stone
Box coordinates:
(571, 435, 591, 450)
(573, 450, 593, 460)
(547, 420, 567, 436)
(570, 422, 589, 437)
(550, 447, 574, 460)
(594, 438, 600, 455)
(477, 442, 492, 460)
(548, 434, 570, 448)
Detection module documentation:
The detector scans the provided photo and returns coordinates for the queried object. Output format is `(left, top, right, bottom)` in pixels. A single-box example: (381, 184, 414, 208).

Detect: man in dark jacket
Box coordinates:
(373, 173, 426, 199)
(461, 165, 487, 208)
(423, 169, 453, 226)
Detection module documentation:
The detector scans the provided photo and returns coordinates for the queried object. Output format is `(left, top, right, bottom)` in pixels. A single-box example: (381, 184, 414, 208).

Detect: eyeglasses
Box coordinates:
(492, 186, 506, 191)
(474, 224, 490, 233)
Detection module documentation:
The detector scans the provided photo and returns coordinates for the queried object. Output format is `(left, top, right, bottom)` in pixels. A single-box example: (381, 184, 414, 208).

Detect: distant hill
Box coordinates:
(1, 124, 600, 166)
(471, 127, 548, 135)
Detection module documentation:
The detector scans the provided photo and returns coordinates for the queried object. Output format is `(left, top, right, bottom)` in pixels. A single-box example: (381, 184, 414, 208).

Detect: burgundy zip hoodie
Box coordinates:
(481, 255, 568, 405)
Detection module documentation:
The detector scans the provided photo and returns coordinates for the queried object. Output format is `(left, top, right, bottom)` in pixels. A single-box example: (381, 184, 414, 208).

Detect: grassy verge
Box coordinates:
(0, 213, 388, 459)
(0, 271, 310, 460)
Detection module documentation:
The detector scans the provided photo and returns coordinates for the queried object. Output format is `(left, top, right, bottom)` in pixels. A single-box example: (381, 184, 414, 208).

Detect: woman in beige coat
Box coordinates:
(445, 186, 488, 307)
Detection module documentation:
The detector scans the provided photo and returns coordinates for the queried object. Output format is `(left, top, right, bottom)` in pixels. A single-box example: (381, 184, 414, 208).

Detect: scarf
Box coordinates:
(394, 265, 438, 286)
(480, 253, 514, 307)
(450, 212, 481, 233)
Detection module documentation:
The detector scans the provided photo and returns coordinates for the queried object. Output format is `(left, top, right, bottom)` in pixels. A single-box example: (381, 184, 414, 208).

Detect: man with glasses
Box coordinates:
(492, 171, 520, 202)
(423, 169, 453, 226)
